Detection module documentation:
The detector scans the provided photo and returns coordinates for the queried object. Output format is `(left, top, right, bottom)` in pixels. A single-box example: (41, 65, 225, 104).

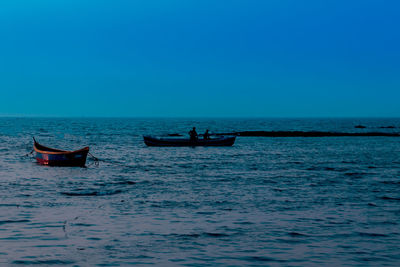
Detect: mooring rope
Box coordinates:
(103, 159, 137, 169)
(88, 152, 99, 166)
(23, 149, 34, 157)
(87, 151, 139, 169)
(87, 154, 137, 169)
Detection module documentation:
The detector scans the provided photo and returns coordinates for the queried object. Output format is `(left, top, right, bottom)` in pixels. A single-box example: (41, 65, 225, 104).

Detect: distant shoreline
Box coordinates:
(215, 131, 400, 137)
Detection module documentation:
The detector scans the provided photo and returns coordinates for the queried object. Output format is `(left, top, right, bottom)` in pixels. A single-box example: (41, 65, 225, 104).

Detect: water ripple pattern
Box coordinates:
(0, 118, 399, 266)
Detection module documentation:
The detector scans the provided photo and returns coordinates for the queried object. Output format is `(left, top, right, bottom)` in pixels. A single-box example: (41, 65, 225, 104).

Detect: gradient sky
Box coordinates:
(0, 0, 399, 117)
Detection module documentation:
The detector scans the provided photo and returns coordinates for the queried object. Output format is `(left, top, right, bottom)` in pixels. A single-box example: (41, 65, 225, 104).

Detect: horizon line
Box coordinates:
(1, 115, 400, 119)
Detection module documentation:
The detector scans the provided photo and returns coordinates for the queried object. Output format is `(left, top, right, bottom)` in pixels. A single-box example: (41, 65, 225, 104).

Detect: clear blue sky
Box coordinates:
(0, 0, 399, 117)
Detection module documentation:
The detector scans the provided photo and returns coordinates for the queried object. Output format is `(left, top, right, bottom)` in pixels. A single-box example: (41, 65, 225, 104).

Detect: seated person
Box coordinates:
(188, 127, 198, 142)
(203, 129, 210, 140)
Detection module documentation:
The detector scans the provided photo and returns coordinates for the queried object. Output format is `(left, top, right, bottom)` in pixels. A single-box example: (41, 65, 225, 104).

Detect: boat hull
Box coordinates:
(35, 150, 89, 167)
(34, 139, 89, 167)
(143, 136, 236, 147)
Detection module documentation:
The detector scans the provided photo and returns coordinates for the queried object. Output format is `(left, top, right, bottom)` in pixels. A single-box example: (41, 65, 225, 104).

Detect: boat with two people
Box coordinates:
(143, 135, 236, 146)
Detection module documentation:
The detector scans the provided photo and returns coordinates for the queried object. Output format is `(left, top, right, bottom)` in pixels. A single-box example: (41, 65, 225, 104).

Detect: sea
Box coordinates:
(0, 118, 399, 266)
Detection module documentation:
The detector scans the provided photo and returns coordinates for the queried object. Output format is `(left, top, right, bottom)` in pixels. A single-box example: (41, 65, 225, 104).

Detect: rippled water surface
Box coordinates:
(0, 118, 399, 266)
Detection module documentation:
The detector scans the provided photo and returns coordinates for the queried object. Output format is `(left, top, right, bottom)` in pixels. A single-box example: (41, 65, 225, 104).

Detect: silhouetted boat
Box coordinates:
(143, 135, 236, 147)
(33, 138, 89, 167)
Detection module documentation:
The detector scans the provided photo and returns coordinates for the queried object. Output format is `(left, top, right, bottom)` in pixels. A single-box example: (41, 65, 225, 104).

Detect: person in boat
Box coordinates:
(203, 129, 210, 140)
(188, 127, 198, 142)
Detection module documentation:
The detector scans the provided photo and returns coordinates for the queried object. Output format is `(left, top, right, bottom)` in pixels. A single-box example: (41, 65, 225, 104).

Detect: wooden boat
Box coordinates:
(143, 135, 236, 147)
(33, 138, 89, 167)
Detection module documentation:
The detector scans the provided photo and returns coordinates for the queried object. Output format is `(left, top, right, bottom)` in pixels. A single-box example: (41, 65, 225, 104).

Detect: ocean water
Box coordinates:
(0, 118, 399, 266)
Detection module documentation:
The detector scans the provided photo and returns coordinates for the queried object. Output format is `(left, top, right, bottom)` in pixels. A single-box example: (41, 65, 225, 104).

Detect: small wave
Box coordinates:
(165, 232, 232, 239)
(356, 256, 391, 262)
(356, 232, 389, 237)
(114, 180, 136, 185)
(233, 221, 254, 225)
(87, 237, 101, 241)
(133, 255, 154, 259)
(0, 203, 20, 207)
(150, 200, 197, 209)
(288, 231, 309, 237)
(61, 189, 122, 196)
(94, 180, 136, 186)
(203, 232, 230, 237)
(12, 259, 75, 265)
(71, 223, 95, 227)
(216, 177, 236, 182)
(240, 256, 286, 262)
(196, 211, 216, 215)
(167, 233, 201, 239)
(369, 220, 398, 226)
(138, 179, 165, 185)
(380, 196, 400, 201)
(344, 172, 366, 177)
(306, 166, 347, 172)
(0, 219, 30, 225)
(277, 238, 308, 244)
(273, 188, 284, 192)
(380, 180, 400, 185)
(18, 194, 32, 197)
(306, 166, 319, 171)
